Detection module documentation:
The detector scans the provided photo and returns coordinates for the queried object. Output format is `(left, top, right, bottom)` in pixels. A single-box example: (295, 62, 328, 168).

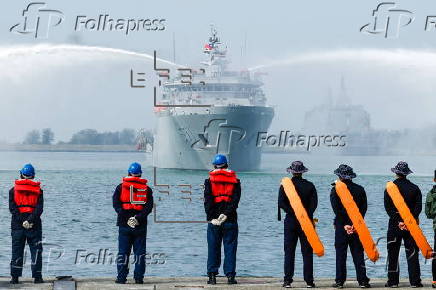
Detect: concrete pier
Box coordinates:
(0, 277, 433, 289)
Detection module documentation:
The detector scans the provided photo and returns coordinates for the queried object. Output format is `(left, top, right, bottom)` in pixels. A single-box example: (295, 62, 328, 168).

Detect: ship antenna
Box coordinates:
(172, 32, 176, 63)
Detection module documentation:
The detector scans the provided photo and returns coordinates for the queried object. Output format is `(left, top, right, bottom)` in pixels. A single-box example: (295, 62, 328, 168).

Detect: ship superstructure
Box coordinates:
(153, 27, 274, 170)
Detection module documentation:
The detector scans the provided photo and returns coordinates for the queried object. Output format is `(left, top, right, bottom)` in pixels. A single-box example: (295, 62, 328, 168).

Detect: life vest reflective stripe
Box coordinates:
(386, 181, 433, 259)
(14, 179, 41, 213)
(120, 177, 148, 211)
(209, 169, 237, 203)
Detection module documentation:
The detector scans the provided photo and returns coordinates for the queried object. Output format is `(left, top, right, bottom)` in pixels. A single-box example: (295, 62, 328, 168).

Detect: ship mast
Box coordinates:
(201, 25, 228, 68)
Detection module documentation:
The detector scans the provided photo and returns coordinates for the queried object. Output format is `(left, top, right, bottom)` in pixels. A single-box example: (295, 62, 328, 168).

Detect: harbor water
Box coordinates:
(0, 151, 435, 279)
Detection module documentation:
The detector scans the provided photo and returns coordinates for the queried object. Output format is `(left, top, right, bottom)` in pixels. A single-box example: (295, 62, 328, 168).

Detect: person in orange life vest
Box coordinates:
(9, 164, 44, 285)
(204, 154, 241, 285)
(112, 162, 153, 284)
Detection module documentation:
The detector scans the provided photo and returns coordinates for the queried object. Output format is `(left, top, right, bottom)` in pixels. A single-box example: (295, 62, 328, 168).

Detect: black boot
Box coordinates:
(10, 277, 19, 284)
(34, 277, 44, 284)
(115, 278, 126, 284)
(227, 276, 237, 284)
(207, 273, 216, 285)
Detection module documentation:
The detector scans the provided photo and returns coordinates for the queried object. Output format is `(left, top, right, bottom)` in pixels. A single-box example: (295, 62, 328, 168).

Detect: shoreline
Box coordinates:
(0, 277, 431, 289)
(0, 144, 144, 153)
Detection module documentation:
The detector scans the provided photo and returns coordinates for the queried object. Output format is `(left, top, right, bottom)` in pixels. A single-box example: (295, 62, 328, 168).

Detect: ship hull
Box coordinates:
(153, 106, 274, 171)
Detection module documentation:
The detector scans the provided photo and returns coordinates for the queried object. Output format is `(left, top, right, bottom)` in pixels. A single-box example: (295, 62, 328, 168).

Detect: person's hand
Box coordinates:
(398, 222, 408, 231)
(127, 217, 138, 228)
(217, 214, 227, 224)
(22, 220, 33, 230)
(344, 225, 354, 235)
(211, 219, 221, 226)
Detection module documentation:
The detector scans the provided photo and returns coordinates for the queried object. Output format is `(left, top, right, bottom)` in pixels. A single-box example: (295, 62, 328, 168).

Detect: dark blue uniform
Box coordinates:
(384, 177, 422, 286)
(113, 184, 153, 282)
(278, 176, 317, 284)
(9, 188, 43, 279)
(330, 180, 369, 285)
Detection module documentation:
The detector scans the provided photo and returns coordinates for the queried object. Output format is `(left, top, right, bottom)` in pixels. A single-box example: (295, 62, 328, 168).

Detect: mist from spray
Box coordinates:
(0, 44, 184, 142)
(249, 48, 436, 155)
(0, 45, 435, 151)
(0, 44, 182, 67)
(248, 49, 436, 71)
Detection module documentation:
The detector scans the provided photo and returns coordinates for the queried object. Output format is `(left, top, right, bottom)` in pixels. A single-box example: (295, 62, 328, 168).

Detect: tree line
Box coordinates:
(23, 128, 153, 146)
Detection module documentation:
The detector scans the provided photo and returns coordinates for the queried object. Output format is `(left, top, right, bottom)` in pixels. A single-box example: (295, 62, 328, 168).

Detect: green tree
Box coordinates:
(120, 128, 136, 145)
(23, 130, 41, 145)
(41, 128, 54, 145)
(70, 129, 100, 145)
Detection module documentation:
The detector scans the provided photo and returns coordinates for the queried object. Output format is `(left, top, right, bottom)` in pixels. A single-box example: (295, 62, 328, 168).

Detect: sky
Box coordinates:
(1, 0, 436, 142)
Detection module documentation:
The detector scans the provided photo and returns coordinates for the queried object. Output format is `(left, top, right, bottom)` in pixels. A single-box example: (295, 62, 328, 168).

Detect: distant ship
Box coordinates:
(153, 27, 275, 170)
(303, 78, 382, 155)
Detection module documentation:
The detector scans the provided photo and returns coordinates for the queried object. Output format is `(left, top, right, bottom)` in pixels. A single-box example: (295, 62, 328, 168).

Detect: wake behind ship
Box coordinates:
(153, 27, 274, 171)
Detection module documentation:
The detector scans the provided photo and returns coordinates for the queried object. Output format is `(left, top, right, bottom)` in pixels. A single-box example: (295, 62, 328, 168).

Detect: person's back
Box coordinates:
(329, 164, 370, 289)
(384, 161, 422, 288)
(204, 169, 240, 224)
(278, 176, 317, 222)
(386, 177, 422, 221)
(113, 162, 153, 285)
(331, 180, 367, 227)
(204, 154, 241, 285)
(9, 164, 44, 285)
(278, 161, 317, 288)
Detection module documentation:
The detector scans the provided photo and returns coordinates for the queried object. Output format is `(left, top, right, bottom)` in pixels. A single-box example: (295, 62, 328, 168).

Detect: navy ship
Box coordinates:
(153, 27, 275, 171)
(303, 78, 382, 155)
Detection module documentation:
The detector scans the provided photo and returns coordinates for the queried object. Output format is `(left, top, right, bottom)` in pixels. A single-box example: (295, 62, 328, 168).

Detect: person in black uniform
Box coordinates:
(384, 161, 423, 288)
(278, 161, 317, 288)
(330, 164, 370, 288)
(204, 154, 241, 285)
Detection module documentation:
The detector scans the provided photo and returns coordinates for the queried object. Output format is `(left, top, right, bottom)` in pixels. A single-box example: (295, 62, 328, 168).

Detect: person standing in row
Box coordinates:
(113, 162, 153, 284)
(330, 164, 370, 288)
(425, 170, 436, 288)
(384, 161, 423, 288)
(204, 154, 241, 285)
(278, 161, 317, 288)
(9, 164, 44, 284)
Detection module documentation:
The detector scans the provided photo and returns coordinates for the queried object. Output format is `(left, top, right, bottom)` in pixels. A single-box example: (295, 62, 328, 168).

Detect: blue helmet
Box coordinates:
(20, 163, 35, 177)
(128, 162, 142, 175)
(212, 154, 228, 166)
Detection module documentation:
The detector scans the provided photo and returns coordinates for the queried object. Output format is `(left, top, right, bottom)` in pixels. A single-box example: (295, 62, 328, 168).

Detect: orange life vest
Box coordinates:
(14, 179, 42, 213)
(120, 177, 148, 211)
(209, 169, 237, 203)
